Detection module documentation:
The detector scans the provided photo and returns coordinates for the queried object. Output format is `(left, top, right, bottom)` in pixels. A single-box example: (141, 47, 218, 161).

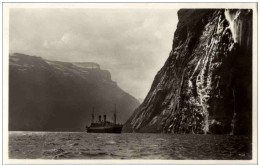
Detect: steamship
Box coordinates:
(86, 104, 123, 133)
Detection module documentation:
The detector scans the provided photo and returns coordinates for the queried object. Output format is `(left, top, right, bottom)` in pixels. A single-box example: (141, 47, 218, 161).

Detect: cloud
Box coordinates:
(10, 8, 178, 99)
(42, 33, 90, 51)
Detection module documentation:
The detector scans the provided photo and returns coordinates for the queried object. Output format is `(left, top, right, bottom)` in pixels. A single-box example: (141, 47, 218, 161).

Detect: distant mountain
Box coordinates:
(9, 53, 140, 131)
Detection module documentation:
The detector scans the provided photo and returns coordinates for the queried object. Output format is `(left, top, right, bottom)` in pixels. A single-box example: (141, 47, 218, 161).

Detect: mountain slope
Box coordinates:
(9, 53, 140, 131)
(123, 9, 252, 134)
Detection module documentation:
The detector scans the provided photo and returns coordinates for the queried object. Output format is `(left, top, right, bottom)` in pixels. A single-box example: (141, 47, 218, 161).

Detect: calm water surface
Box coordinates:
(9, 131, 252, 159)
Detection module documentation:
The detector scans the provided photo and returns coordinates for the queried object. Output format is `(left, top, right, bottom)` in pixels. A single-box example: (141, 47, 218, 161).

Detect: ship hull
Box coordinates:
(86, 126, 122, 133)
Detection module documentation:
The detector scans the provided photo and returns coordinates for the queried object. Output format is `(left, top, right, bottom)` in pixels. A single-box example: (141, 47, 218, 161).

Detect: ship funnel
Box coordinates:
(114, 104, 117, 124)
(91, 107, 94, 123)
(104, 115, 106, 122)
(99, 115, 101, 122)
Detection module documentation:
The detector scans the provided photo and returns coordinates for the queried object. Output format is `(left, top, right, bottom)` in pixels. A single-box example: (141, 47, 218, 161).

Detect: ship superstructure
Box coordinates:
(86, 105, 123, 133)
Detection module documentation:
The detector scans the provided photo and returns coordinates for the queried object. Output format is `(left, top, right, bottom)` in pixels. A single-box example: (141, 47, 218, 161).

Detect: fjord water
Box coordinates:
(9, 131, 251, 159)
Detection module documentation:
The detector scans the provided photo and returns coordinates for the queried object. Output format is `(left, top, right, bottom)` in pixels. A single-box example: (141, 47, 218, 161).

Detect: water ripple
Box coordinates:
(9, 132, 252, 159)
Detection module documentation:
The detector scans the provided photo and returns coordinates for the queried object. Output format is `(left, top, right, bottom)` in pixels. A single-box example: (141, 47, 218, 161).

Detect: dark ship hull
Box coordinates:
(87, 104, 122, 133)
(86, 125, 123, 133)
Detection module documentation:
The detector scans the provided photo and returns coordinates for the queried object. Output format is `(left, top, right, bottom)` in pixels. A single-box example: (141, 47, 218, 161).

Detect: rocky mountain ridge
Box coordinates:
(123, 9, 252, 135)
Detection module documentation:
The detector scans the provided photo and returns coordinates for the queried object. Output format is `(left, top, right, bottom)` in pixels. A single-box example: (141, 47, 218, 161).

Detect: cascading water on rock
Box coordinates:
(224, 9, 241, 43)
(123, 9, 252, 135)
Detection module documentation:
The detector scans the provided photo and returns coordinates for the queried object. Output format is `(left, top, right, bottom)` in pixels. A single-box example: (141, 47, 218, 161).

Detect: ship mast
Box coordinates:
(91, 107, 94, 123)
(114, 104, 117, 124)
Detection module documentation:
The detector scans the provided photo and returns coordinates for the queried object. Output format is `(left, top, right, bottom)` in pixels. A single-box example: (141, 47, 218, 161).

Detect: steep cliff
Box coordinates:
(9, 53, 140, 131)
(123, 9, 252, 135)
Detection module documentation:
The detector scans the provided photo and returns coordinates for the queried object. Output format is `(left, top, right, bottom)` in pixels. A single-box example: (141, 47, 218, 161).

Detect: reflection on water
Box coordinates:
(9, 131, 252, 159)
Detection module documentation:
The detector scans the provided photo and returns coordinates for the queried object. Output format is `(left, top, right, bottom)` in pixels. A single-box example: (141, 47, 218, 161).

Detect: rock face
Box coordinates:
(9, 53, 140, 131)
(123, 9, 252, 135)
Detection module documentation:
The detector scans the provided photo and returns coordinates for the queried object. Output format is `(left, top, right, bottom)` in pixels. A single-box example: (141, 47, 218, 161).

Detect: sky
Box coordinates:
(9, 8, 179, 100)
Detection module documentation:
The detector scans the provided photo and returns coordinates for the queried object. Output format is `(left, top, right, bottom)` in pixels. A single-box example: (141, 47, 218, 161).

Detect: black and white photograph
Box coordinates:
(3, 2, 257, 163)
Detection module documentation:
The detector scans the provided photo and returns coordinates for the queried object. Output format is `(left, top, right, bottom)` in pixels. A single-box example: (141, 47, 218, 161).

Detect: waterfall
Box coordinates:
(224, 9, 240, 43)
(230, 89, 236, 135)
(230, 112, 236, 135)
